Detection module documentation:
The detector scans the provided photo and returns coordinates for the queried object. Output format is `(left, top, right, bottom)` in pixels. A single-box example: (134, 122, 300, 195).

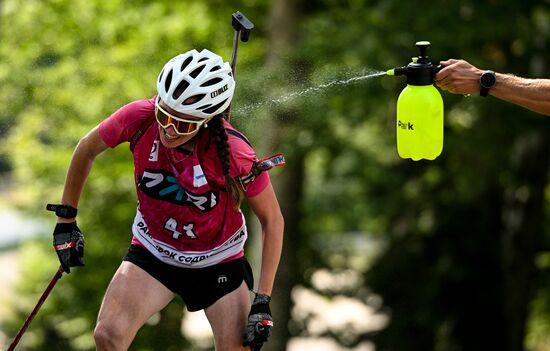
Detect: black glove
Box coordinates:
(53, 222, 85, 273)
(243, 293, 273, 351)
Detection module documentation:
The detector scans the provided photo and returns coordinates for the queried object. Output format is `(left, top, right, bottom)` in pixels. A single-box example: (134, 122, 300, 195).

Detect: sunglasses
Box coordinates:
(155, 98, 207, 136)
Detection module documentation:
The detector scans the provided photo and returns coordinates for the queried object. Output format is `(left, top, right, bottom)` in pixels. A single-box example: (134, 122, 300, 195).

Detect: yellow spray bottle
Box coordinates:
(387, 41, 443, 161)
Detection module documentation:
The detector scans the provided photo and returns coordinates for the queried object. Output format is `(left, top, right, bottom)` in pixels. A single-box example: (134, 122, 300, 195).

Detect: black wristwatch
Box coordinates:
(480, 70, 496, 97)
(46, 204, 78, 218)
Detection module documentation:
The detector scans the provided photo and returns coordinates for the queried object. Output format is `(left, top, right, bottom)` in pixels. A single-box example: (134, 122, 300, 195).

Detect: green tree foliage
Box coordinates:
(284, 1, 550, 351)
(1, 0, 549, 350)
(0, 0, 266, 349)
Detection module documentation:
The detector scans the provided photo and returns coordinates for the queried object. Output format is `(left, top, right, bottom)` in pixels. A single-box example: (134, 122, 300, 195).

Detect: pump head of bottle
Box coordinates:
(387, 41, 442, 86)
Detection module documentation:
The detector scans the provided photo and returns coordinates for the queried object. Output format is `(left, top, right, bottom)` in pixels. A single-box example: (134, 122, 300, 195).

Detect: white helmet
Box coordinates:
(156, 49, 235, 119)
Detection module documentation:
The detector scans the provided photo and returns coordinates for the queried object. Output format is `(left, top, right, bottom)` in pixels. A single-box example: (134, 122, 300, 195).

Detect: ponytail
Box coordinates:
(207, 115, 243, 207)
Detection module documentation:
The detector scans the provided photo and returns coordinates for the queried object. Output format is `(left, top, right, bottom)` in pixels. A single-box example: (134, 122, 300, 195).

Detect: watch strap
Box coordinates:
(47, 204, 78, 218)
(480, 86, 490, 97)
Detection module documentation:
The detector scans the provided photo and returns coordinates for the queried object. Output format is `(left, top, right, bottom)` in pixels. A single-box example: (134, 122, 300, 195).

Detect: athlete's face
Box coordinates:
(156, 99, 204, 148)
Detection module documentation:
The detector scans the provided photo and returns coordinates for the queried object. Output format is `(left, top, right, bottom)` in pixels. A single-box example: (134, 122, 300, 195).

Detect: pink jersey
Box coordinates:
(99, 96, 269, 268)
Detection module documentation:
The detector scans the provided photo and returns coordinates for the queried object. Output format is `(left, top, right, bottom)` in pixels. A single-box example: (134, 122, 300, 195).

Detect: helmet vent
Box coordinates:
(173, 80, 190, 100)
(158, 69, 164, 83)
(182, 94, 205, 105)
(164, 70, 173, 94)
(180, 56, 193, 72)
(189, 65, 205, 79)
(198, 57, 209, 62)
(202, 99, 227, 114)
(200, 77, 223, 87)
(210, 65, 221, 72)
(197, 104, 213, 110)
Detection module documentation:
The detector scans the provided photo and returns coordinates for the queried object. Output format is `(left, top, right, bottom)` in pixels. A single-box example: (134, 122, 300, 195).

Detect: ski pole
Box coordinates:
(226, 11, 254, 121)
(230, 11, 254, 77)
(7, 266, 64, 351)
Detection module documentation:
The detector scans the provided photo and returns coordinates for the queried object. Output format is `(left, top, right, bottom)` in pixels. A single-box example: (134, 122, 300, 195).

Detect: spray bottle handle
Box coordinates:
(430, 64, 443, 85)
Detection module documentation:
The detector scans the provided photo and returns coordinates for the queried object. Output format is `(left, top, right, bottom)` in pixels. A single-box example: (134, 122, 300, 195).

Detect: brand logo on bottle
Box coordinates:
(398, 120, 414, 131)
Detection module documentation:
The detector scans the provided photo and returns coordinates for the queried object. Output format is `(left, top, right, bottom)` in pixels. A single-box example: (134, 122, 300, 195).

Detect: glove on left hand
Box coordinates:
(243, 293, 273, 351)
(53, 222, 85, 273)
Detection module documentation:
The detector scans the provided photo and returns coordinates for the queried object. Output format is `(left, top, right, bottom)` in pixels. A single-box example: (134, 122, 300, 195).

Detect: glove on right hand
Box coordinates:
(243, 293, 273, 351)
(53, 222, 85, 273)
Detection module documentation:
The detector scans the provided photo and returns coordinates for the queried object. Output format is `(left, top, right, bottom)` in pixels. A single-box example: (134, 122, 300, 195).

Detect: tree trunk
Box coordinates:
(263, 1, 306, 350)
(501, 130, 549, 351)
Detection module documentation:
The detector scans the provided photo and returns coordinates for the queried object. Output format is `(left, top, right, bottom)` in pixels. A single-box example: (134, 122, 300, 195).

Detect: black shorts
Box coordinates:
(123, 244, 254, 312)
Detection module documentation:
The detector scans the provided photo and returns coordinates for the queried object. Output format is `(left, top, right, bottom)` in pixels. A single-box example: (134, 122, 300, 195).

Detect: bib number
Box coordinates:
(164, 218, 197, 240)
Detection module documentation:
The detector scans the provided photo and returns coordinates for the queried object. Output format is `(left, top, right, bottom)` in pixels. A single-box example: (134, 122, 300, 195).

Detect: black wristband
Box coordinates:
(47, 204, 78, 218)
(253, 293, 271, 305)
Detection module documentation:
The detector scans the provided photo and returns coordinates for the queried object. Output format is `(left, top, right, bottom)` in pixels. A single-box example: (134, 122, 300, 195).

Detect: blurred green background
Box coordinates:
(0, 0, 549, 350)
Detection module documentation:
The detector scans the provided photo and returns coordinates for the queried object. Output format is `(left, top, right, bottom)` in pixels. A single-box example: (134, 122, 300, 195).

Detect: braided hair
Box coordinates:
(207, 115, 243, 207)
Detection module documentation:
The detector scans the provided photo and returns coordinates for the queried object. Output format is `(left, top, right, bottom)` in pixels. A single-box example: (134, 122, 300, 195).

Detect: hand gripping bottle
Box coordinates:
(387, 41, 443, 161)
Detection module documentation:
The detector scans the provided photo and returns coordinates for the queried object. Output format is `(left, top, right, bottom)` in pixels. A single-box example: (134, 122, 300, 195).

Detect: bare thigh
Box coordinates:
(95, 261, 176, 348)
(204, 281, 251, 351)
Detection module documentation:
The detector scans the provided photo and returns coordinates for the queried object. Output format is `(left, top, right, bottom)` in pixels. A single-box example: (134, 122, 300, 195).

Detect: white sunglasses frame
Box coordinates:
(154, 98, 208, 136)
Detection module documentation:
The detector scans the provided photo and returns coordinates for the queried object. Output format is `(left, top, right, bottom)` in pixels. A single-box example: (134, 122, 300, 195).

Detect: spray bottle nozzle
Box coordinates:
(387, 67, 407, 76)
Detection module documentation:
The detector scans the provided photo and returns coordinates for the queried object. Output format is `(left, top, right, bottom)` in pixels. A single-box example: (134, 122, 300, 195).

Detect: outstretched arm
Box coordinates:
(491, 73, 550, 116)
(57, 126, 109, 223)
(435, 59, 550, 116)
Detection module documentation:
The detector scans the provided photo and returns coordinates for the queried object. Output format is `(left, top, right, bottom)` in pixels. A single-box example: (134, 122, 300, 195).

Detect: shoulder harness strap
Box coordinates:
(239, 153, 286, 191)
(129, 116, 156, 150)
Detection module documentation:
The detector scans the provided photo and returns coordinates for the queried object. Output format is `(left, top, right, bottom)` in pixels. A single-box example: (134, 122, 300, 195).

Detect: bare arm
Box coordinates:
(246, 182, 284, 296)
(491, 74, 550, 116)
(435, 59, 550, 116)
(58, 126, 109, 223)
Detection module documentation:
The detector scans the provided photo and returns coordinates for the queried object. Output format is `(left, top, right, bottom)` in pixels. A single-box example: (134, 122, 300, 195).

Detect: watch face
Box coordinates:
(480, 71, 496, 88)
